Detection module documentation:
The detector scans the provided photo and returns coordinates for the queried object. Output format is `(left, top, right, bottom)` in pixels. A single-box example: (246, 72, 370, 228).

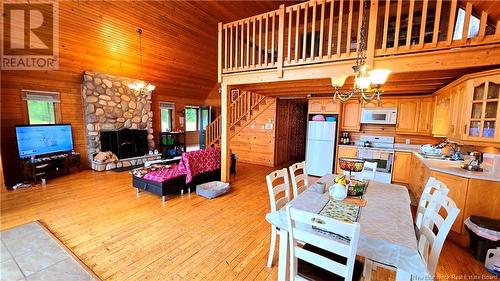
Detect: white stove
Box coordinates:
(355, 135, 395, 183)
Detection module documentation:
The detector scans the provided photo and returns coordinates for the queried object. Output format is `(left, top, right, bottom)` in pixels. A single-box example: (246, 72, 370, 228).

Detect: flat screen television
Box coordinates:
(15, 124, 74, 158)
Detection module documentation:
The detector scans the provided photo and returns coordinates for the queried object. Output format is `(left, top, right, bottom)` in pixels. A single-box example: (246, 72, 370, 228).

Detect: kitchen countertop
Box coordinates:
(337, 144, 500, 182)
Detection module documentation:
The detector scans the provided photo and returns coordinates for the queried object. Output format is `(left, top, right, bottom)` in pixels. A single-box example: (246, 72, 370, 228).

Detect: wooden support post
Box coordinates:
(496, 21, 500, 40)
(366, 0, 378, 67)
(218, 22, 223, 83)
(277, 5, 285, 77)
(221, 84, 231, 183)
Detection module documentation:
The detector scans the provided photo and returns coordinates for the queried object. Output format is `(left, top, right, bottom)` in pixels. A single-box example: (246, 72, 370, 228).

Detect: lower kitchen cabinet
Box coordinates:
(430, 171, 468, 234)
(392, 151, 412, 183)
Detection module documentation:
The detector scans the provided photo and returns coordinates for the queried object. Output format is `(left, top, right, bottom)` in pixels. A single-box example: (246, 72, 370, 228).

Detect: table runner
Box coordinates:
(265, 174, 429, 278)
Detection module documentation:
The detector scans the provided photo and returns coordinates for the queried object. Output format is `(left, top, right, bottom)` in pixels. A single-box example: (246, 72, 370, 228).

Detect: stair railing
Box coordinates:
(205, 90, 266, 147)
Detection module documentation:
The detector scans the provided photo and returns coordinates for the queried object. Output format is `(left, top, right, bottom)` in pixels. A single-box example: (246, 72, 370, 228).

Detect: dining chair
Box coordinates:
(363, 193, 460, 280)
(265, 168, 291, 268)
(285, 204, 364, 281)
(342, 161, 377, 181)
(289, 161, 308, 198)
(415, 177, 449, 232)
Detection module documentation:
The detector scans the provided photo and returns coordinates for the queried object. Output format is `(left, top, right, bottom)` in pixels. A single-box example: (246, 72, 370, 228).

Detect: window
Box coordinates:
(185, 107, 199, 132)
(160, 102, 175, 132)
(453, 8, 481, 40)
(22, 90, 60, 124)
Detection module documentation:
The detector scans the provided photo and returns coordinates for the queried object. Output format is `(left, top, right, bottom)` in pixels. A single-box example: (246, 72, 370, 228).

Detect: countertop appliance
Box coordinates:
(306, 120, 337, 176)
(462, 151, 483, 171)
(360, 107, 398, 125)
(355, 135, 395, 183)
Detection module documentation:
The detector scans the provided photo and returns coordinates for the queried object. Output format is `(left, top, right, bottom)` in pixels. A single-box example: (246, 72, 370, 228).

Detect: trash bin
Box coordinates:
(464, 216, 500, 262)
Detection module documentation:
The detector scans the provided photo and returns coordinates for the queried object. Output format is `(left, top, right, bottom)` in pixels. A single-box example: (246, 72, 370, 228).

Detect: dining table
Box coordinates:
(265, 173, 430, 281)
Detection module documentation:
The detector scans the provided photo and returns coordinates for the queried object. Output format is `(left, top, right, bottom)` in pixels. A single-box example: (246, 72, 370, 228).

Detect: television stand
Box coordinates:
(20, 152, 81, 183)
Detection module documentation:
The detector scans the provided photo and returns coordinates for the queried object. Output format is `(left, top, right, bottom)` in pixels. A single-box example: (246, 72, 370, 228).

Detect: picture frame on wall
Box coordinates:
(231, 89, 240, 102)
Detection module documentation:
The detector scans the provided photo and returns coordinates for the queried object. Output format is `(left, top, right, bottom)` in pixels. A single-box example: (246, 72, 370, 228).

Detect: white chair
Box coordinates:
(286, 204, 363, 281)
(289, 161, 309, 198)
(343, 161, 377, 181)
(364, 193, 460, 280)
(415, 177, 449, 232)
(266, 168, 291, 268)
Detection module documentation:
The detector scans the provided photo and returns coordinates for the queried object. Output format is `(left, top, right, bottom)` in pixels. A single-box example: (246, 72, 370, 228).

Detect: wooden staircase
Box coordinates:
(205, 90, 267, 147)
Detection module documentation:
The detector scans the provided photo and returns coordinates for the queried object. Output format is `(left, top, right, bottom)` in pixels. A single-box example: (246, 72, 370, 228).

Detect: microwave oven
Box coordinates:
(360, 107, 398, 125)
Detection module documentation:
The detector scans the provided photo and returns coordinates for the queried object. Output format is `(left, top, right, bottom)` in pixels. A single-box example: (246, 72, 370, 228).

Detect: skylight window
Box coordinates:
(453, 7, 481, 40)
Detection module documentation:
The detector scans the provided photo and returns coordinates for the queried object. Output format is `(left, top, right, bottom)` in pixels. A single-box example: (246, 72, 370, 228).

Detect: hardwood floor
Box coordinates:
(0, 163, 493, 280)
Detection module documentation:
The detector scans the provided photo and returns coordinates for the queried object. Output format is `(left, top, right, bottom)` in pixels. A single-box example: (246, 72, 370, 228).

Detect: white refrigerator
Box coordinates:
(306, 121, 337, 176)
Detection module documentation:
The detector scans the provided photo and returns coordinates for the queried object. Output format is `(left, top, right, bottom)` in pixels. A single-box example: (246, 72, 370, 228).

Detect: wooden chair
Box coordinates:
(289, 161, 309, 198)
(265, 168, 291, 268)
(286, 205, 364, 281)
(415, 177, 449, 232)
(364, 193, 460, 280)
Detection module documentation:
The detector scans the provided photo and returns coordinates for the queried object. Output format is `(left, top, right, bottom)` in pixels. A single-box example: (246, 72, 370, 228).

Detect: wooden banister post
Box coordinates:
(277, 5, 285, 78)
(221, 83, 231, 182)
(218, 22, 223, 83)
(247, 91, 251, 117)
(366, 0, 378, 68)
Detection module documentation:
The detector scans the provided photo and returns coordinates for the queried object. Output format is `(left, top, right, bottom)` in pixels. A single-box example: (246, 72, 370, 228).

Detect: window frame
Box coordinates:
(21, 90, 61, 125)
(160, 102, 175, 132)
(185, 106, 199, 132)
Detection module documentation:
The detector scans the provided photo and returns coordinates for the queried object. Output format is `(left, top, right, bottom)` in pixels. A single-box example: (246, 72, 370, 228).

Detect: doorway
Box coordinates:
(274, 99, 308, 166)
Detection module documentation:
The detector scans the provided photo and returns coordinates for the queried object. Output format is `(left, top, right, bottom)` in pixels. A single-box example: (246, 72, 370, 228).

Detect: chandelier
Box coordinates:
(128, 27, 155, 97)
(332, 1, 390, 103)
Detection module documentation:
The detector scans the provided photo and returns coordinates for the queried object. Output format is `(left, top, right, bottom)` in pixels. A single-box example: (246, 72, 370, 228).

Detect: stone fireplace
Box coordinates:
(82, 71, 158, 170)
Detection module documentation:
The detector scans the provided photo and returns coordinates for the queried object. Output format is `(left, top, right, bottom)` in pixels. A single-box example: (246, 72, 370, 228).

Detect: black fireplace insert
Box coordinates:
(100, 129, 148, 159)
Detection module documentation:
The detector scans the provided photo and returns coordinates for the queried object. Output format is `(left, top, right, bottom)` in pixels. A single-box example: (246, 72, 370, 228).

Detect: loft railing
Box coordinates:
(218, 0, 500, 80)
(205, 91, 266, 147)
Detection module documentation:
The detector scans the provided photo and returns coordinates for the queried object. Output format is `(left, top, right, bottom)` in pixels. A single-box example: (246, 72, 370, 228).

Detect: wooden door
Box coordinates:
(430, 171, 469, 234)
(275, 100, 289, 165)
(323, 99, 340, 113)
(308, 99, 324, 114)
(335, 146, 358, 174)
(417, 97, 434, 135)
(463, 75, 500, 142)
(392, 152, 412, 183)
(341, 100, 360, 132)
(396, 100, 420, 134)
(433, 90, 452, 136)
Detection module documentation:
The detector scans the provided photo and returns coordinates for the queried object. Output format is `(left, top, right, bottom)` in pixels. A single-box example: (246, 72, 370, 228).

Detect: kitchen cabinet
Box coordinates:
(417, 97, 434, 135)
(430, 171, 468, 234)
(340, 100, 361, 132)
(449, 83, 466, 140)
(432, 90, 452, 136)
(462, 74, 500, 142)
(408, 155, 430, 203)
(380, 99, 398, 108)
(392, 151, 412, 183)
(308, 98, 340, 114)
(396, 100, 420, 134)
(335, 146, 357, 174)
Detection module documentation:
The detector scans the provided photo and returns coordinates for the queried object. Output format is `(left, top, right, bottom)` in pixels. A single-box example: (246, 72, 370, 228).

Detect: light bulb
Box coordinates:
(355, 76, 372, 89)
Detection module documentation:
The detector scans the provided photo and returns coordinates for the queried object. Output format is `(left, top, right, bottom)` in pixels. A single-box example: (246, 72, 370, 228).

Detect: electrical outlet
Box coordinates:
(405, 138, 411, 145)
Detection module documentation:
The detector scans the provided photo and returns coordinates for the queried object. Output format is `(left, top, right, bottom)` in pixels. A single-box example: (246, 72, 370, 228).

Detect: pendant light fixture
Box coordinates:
(128, 27, 155, 97)
(331, 0, 391, 103)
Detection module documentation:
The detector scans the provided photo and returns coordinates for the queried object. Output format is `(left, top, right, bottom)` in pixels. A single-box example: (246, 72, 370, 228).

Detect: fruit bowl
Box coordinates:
(347, 179, 368, 197)
(338, 158, 365, 173)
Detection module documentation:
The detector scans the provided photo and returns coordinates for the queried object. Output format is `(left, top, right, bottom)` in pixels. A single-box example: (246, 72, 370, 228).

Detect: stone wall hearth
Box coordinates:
(82, 71, 154, 164)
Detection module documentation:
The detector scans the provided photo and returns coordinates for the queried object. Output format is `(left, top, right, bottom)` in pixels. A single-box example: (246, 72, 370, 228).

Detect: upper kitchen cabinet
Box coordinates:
(308, 98, 340, 114)
(380, 99, 398, 108)
(448, 83, 466, 140)
(433, 90, 452, 136)
(463, 74, 500, 142)
(341, 100, 361, 132)
(396, 100, 420, 134)
(417, 97, 434, 135)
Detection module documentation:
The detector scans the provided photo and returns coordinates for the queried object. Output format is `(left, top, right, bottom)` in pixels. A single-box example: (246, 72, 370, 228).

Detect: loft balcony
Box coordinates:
(217, 0, 500, 85)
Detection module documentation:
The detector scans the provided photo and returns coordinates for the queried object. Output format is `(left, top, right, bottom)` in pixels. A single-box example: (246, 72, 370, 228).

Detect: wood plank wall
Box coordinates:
(349, 124, 444, 145)
(230, 99, 277, 167)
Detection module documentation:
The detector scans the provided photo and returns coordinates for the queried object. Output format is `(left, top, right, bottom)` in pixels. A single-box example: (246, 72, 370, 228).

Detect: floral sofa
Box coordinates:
(132, 147, 233, 201)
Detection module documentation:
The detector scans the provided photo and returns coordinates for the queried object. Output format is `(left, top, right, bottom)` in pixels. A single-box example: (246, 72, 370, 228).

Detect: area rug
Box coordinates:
(0, 221, 100, 281)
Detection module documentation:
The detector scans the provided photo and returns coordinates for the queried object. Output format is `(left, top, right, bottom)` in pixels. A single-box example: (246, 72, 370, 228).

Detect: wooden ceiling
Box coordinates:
(462, 0, 500, 22)
(238, 67, 497, 97)
(1, 1, 296, 101)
